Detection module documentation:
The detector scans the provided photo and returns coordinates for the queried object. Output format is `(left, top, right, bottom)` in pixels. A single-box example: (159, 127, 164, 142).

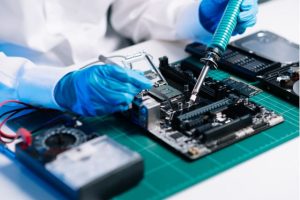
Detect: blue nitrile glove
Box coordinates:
(54, 65, 153, 116)
(199, 0, 258, 35)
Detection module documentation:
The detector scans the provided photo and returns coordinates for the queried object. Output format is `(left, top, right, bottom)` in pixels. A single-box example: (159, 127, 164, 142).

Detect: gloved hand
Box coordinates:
(54, 65, 152, 116)
(199, 0, 258, 35)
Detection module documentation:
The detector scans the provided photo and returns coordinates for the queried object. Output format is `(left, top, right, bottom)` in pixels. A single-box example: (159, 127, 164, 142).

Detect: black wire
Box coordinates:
(29, 114, 66, 134)
(0, 107, 33, 119)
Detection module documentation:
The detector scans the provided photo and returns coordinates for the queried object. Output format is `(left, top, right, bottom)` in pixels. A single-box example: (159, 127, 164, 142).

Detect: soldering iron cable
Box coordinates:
(209, 0, 243, 53)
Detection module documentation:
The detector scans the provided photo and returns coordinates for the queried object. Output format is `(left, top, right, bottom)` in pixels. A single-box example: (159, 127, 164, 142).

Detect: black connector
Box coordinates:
(203, 114, 252, 142)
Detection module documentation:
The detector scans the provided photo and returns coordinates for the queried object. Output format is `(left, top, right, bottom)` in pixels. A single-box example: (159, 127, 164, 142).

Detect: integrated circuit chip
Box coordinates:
(222, 77, 262, 97)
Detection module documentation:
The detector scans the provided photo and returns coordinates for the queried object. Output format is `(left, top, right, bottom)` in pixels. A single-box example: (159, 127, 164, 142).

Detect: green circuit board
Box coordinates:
(84, 57, 299, 200)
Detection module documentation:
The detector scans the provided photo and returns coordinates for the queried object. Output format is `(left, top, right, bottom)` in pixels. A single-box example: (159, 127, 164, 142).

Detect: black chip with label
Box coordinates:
(222, 77, 262, 97)
(169, 132, 184, 141)
(149, 85, 183, 101)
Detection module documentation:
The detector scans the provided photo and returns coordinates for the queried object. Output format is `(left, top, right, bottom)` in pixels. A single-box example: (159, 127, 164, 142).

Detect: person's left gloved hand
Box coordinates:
(199, 0, 258, 35)
(54, 64, 152, 116)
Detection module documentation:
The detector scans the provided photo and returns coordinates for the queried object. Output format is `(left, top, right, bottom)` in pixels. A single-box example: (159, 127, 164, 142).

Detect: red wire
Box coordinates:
(0, 112, 19, 140)
(0, 100, 34, 108)
(0, 100, 35, 144)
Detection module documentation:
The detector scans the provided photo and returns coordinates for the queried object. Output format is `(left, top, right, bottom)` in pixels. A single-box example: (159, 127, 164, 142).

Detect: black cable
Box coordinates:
(0, 107, 34, 119)
(29, 114, 66, 134)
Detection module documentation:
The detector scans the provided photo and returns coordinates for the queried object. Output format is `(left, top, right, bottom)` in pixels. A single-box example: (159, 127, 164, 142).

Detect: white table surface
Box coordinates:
(0, 0, 299, 199)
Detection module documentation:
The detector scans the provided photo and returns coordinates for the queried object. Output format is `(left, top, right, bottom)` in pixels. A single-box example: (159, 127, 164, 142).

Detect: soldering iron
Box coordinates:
(190, 0, 243, 103)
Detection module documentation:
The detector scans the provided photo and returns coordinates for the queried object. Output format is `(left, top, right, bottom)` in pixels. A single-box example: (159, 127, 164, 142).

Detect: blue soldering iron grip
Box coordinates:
(209, 0, 243, 53)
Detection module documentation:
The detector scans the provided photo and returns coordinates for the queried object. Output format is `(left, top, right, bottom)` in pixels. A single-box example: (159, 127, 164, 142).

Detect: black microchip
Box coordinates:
(149, 85, 182, 101)
(158, 85, 182, 99)
(169, 132, 184, 140)
(222, 77, 262, 97)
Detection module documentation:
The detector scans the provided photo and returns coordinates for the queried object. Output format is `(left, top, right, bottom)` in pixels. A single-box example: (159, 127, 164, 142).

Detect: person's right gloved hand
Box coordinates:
(54, 65, 152, 116)
(199, 0, 258, 35)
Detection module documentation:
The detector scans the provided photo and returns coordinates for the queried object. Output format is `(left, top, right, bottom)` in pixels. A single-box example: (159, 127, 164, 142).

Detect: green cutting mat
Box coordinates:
(86, 57, 299, 200)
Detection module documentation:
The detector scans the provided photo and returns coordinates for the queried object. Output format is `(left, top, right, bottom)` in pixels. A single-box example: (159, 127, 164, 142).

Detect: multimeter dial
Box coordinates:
(33, 126, 87, 152)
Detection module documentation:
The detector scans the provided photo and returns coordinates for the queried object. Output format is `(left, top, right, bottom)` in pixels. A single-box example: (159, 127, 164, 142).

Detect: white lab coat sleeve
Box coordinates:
(0, 52, 74, 109)
(111, 0, 212, 43)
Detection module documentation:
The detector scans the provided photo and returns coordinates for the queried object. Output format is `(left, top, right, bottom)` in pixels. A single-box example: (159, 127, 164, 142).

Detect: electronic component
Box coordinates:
(185, 42, 280, 80)
(9, 112, 144, 200)
(149, 85, 183, 102)
(231, 31, 299, 64)
(125, 56, 284, 160)
(258, 63, 299, 106)
(221, 77, 262, 97)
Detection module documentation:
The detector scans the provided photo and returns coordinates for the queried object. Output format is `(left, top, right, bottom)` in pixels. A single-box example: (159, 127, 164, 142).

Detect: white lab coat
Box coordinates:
(0, 0, 210, 109)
